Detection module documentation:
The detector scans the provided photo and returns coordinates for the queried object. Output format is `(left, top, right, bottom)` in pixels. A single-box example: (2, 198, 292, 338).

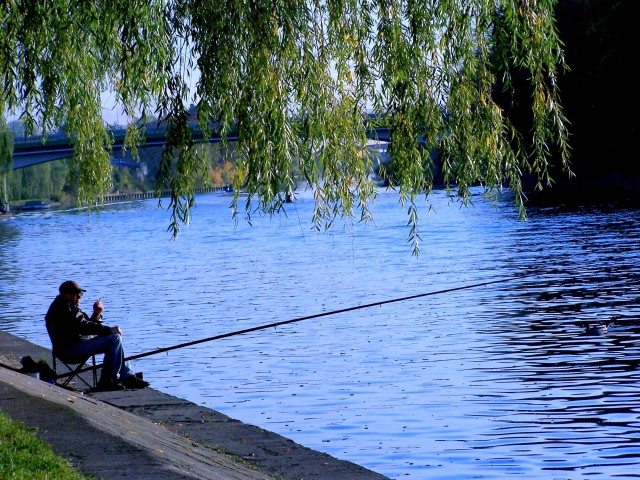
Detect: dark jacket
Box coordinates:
(45, 295, 112, 351)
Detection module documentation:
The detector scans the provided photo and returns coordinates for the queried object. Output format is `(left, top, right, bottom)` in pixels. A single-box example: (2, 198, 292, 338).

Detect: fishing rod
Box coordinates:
(56, 273, 536, 379)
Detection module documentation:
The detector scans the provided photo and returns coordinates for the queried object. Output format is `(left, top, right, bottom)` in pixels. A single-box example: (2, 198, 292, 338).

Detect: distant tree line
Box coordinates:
(5, 137, 236, 205)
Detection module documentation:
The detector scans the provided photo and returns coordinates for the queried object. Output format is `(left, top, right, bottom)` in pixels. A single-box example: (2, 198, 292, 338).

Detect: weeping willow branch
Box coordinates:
(1, 0, 570, 254)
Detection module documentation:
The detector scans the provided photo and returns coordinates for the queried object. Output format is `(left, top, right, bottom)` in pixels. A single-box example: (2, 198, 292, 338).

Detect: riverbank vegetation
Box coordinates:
(6, 141, 237, 208)
(0, 412, 93, 480)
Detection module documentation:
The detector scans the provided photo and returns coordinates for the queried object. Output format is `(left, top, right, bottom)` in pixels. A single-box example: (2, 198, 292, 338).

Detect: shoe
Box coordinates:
(93, 379, 125, 392)
(122, 374, 150, 389)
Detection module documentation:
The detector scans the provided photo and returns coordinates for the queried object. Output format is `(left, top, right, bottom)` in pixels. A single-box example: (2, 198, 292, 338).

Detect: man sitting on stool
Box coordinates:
(45, 280, 149, 391)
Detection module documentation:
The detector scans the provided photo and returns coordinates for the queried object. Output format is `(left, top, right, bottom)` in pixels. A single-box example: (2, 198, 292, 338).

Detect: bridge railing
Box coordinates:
(100, 186, 225, 205)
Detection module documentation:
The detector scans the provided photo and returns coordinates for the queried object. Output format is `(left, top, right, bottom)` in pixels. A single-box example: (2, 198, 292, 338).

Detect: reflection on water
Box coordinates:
(1, 189, 639, 479)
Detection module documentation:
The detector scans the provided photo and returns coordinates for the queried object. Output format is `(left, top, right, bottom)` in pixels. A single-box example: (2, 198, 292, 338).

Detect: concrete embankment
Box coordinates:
(0, 330, 389, 480)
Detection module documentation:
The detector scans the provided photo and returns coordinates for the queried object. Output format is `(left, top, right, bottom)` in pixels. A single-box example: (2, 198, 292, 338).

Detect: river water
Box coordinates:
(1, 187, 639, 479)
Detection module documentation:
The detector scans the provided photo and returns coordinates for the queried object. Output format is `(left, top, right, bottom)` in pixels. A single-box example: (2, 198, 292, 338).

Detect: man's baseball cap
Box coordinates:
(59, 280, 86, 294)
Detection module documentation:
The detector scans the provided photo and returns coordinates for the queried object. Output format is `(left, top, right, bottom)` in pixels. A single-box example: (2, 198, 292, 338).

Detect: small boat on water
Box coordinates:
(17, 200, 53, 211)
(584, 322, 609, 335)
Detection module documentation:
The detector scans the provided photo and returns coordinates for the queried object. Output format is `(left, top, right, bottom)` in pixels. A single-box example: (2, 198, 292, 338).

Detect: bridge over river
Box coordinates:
(10, 122, 393, 170)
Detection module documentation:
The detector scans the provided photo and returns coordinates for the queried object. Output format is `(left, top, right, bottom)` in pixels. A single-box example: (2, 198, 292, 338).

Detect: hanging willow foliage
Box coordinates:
(1, 0, 570, 253)
(0, 116, 13, 209)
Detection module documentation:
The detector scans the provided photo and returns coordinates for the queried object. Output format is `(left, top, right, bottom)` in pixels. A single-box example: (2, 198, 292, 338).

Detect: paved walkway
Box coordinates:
(0, 330, 389, 480)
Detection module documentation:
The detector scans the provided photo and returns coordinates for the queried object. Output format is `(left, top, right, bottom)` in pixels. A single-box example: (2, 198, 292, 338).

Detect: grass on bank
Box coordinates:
(0, 411, 93, 480)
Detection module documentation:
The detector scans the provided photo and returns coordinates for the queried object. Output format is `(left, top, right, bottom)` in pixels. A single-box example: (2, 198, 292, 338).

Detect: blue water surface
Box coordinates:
(1, 187, 639, 479)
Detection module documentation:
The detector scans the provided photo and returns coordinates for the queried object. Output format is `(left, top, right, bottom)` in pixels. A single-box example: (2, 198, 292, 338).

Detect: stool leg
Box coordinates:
(92, 356, 97, 387)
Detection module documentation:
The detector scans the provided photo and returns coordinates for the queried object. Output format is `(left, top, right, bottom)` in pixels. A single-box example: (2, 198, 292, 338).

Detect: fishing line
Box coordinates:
(57, 273, 536, 379)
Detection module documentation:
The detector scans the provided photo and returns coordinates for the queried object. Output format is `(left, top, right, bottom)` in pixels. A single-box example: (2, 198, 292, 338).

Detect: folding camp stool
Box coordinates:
(52, 353, 98, 389)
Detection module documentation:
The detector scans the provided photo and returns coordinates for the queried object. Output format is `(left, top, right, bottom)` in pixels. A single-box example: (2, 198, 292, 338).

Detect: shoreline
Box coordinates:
(0, 329, 389, 480)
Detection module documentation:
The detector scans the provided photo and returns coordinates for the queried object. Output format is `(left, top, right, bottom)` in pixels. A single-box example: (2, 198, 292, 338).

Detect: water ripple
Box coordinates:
(2, 189, 640, 479)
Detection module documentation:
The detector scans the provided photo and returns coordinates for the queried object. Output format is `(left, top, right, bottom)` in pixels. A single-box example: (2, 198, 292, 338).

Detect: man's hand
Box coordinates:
(92, 299, 104, 317)
(110, 326, 123, 335)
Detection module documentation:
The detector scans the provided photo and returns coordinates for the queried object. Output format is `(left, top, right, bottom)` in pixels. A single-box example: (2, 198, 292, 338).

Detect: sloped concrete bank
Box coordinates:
(0, 330, 389, 480)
